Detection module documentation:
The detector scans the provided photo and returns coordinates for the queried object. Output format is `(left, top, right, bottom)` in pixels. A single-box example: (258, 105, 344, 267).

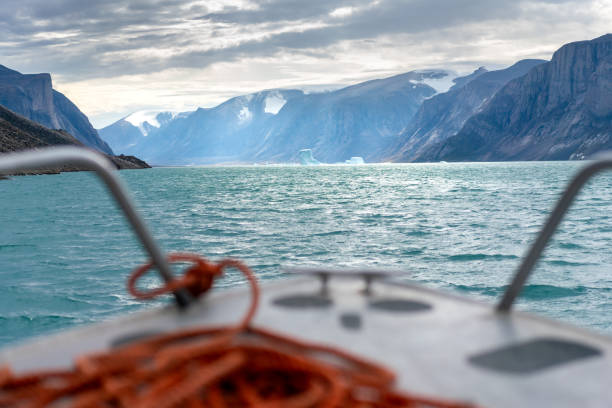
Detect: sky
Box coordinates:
(0, 0, 610, 128)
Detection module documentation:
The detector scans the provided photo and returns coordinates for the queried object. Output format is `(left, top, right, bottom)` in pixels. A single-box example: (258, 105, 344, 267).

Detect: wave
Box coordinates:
(310, 230, 351, 237)
(405, 230, 430, 237)
(452, 283, 588, 300)
(0, 314, 79, 325)
(557, 242, 585, 250)
(546, 259, 594, 267)
(447, 253, 519, 262)
(0, 244, 36, 251)
(519, 284, 589, 300)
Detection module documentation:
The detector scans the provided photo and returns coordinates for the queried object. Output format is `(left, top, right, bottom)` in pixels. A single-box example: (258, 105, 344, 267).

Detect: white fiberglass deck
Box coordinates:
(1, 276, 611, 408)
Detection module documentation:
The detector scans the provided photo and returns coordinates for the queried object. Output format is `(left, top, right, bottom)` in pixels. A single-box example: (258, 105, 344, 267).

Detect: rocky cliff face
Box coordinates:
(426, 34, 612, 161)
(0, 65, 113, 155)
(389, 60, 545, 162)
(0, 105, 149, 173)
(0, 66, 58, 128)
(52, 90, 113, 154)
(0, 104, 75, 153)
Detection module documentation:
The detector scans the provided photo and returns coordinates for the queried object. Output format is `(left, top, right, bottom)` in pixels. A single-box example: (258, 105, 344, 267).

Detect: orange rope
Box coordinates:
(0, 254, 478, 408)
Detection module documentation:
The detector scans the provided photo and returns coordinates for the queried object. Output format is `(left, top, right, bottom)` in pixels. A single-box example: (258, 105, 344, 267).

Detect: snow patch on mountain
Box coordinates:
(238, 106, 252, 122)
(264, 92, 287, 114)
(413, 70, 458, 93)
(124, 110, 178, 136)
(125, 111, 161, 129)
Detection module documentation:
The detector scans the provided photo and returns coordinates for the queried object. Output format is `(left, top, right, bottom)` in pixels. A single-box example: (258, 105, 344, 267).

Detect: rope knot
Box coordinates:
(182, 258, 222, 297)
(127, 253, 225, 300)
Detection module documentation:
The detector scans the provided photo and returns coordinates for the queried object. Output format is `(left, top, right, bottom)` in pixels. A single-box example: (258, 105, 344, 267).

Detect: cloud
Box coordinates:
(0, 0, 609, 126)
(199, 0, 358, 24)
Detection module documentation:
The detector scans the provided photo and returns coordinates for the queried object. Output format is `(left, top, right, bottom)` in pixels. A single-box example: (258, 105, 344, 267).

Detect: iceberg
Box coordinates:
(344, 157, 365, 164)
(299, 149, 321, 165)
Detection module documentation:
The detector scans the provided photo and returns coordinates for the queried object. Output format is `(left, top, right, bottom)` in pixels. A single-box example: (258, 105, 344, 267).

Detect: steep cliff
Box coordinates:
(0, 105, 149, 174)
(390, 60, 545, 162)
(0, 65, 113, 154)
(427, 34, 612, 161)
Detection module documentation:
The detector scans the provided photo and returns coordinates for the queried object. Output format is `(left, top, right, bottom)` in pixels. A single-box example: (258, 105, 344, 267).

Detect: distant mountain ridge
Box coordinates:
(424, 34, 612, 161)
(0, 65, 113, 154)
(101, 71, 447, 164)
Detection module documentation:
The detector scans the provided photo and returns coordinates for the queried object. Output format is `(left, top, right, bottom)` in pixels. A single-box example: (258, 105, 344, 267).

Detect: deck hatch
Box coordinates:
(469, 337, 602, 374)
(111, 330, 163, 348)
(340, 312, 362, 330)
(369, 298, 431, 313)
(272, 294, 332, 308)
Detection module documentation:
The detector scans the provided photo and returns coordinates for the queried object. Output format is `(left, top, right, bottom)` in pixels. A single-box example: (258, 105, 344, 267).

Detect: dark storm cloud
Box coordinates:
(1, 0, 186, 38)
(0, 0, 201, 76)
(0, 0, 599, 80)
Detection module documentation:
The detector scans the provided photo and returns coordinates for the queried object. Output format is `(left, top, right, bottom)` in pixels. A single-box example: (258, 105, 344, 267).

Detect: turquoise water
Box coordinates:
(1, 162, 612, 346)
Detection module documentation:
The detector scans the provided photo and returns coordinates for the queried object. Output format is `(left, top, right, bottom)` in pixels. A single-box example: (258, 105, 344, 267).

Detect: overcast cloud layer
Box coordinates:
(0, 0, 610, 127)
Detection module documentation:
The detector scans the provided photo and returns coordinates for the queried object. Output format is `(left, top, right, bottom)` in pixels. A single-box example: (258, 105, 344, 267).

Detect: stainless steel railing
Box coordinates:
(498, 154, 612, 311)
(0, 147, 191, 308)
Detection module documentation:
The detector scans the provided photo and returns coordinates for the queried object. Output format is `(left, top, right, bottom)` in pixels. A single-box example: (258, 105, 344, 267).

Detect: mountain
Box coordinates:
(129, 90, 305, 164)
(0, 64, 113, 155)
(102, 71, 447, 165)
(424, 34, 612, 161)
(0, 104, 149, 174)
(99, 111, 181, 154)
(248, 71, 443, 163)
(388, 59, 546, 162)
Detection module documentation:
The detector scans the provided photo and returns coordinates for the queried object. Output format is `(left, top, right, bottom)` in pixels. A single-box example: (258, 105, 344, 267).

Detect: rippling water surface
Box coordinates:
(1, 162, 612, 345)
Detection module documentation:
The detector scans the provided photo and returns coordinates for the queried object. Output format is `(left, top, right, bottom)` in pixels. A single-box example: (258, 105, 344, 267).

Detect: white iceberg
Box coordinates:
(344, 156, 365, 164)
(299, 149, 321, 165)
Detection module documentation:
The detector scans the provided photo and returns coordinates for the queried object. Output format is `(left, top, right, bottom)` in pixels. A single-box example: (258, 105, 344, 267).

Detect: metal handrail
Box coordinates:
(0, 147, 191, 308)
(497, 154, 612, 312)
(283, 266, 404, 295)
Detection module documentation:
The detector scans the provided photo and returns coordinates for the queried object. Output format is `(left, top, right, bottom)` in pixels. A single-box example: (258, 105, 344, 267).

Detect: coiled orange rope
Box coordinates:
(0, 254, 476, 407)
